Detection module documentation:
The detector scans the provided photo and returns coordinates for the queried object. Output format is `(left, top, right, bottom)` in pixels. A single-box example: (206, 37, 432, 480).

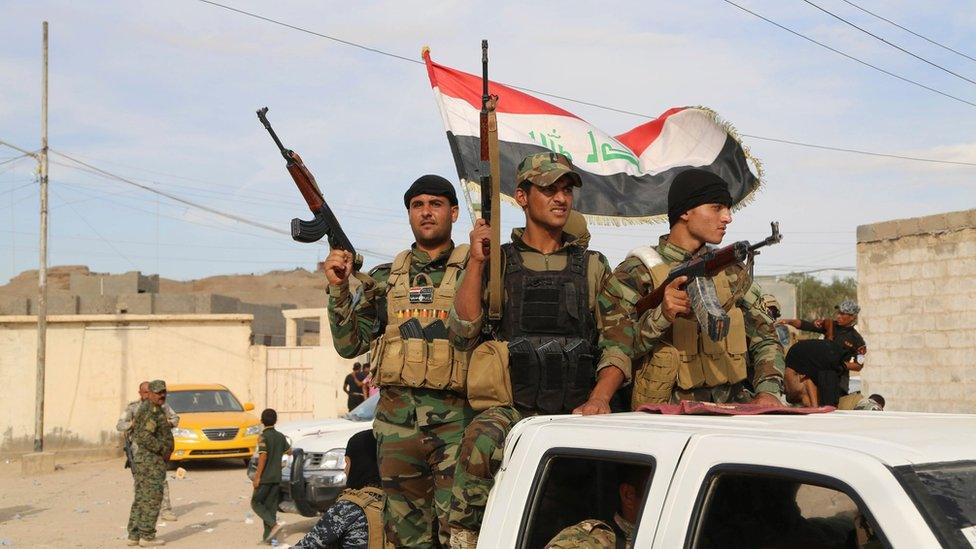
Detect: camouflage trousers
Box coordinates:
(374, 417, 466, 547)
(127, 455, 166, 540)
(448, 405, 523, 532)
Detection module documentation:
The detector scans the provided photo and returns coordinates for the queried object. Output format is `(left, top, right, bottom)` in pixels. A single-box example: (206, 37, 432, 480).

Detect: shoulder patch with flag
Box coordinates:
(423, 49, 763, 224)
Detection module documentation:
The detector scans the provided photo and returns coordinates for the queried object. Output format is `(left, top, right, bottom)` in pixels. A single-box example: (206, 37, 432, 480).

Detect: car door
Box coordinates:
(478, 418, 692, 548)
(652, 434, 940, 548)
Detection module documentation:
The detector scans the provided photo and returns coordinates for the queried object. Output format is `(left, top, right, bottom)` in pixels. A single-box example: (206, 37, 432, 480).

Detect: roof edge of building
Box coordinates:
(856, 208, 976, 243)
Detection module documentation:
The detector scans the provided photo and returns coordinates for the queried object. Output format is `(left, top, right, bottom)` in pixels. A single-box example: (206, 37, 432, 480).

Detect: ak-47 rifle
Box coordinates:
(480, 40, 503, 321)
(123, 433, 135, 471)
(635, 222, 783, 341)
(256, 107, 362, 270)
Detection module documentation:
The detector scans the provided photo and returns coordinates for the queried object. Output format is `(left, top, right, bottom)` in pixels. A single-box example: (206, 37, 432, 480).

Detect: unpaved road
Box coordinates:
(0, 457, 319, 548)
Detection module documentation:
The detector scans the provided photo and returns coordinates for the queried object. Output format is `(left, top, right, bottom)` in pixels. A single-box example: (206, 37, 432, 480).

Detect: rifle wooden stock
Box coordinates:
(481, 40, 503, 321)
(257, 106, 361, 269)
(286, 154, 325, 213)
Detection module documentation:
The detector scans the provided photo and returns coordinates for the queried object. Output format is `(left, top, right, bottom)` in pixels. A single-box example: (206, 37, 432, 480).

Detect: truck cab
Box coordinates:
(479, 410, 976, 548)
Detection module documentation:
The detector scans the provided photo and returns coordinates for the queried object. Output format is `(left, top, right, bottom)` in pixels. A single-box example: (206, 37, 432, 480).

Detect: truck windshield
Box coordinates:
(167, 390, 243, 413)
(895, 460, 976, 549)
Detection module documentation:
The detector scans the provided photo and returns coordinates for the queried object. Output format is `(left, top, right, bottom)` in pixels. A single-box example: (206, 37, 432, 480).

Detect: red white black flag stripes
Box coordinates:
(423, 49, 763, 224)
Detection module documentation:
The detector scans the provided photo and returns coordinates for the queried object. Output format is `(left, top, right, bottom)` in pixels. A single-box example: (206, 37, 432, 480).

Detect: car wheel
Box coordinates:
(242, 458, 251, 467)
(166, 460, 179, 471)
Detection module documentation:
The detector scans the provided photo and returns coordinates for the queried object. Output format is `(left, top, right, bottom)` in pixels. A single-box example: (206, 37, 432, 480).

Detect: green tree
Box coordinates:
(780, 273, 857, 320)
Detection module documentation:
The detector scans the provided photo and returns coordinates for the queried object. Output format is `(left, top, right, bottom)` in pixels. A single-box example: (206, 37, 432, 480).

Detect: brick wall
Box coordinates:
(857, 209, 976, 412)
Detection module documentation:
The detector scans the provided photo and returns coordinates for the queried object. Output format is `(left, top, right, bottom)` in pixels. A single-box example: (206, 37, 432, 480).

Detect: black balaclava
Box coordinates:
(345, 429, 380, 489)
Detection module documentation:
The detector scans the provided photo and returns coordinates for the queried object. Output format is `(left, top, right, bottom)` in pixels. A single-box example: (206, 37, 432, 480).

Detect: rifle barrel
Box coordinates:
(256, 107, 291, 160)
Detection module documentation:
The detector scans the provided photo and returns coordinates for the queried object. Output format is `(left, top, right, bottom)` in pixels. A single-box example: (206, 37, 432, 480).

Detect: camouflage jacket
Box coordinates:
(117, 400, 179, 453)
(545, 518, 623, 549)
(600, 235, 785, 395)
(328, 243, 472, 428)
(131, 401, 175, 460)
(447, 228, 632, 381)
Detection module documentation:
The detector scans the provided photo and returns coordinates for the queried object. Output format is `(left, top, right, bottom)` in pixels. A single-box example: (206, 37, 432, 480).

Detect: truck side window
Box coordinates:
(519, 452, 654, 549)
(690, 471, 887, 549)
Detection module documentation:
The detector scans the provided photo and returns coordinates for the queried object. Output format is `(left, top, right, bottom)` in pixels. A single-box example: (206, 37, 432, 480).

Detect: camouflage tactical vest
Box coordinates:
(497, 243, 598, 414)
(374, 245, 470, 393)
(628, 245, 748, 406)
(337, 486, 386, 548)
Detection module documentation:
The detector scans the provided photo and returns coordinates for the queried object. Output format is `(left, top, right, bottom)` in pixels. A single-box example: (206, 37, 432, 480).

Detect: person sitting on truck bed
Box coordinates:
(544, 463, 649, 548)
(292, 430, 385, 549)
(448, 153, 631, 548)
(601, 169, 786, 409)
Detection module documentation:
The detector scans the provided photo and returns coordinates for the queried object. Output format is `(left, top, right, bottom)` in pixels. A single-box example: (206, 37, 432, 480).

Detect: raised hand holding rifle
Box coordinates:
(256, 107, 363, 286)
(636, 222, 783, 340)
(480, 40, 503, 322)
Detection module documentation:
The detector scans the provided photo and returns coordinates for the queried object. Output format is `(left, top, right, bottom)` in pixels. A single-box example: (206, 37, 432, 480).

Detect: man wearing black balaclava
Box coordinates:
(292, 430, 384, 548)
(600, 168, 786, 408)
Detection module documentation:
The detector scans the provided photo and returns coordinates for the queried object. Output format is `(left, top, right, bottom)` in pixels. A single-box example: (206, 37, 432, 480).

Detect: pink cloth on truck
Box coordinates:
(637, 400, 835, 416)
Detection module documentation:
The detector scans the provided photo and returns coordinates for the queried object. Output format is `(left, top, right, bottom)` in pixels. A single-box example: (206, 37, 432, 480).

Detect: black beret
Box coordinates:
(403, 175, 459, 209)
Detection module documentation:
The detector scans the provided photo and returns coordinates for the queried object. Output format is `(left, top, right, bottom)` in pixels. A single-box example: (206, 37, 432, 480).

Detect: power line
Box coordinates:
(802, 0, 976, 87)
(841, 0, 976, 64)
(194, 0, 976, 167)
(48, 149, 395, 260)
(722, 0, 976, 109)
(737, 134, 976, 167)
(50, 186, 140, 270)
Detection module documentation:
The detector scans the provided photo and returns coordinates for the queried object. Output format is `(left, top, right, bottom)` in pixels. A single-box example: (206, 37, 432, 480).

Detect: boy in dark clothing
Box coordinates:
(252, 408, 291, 543)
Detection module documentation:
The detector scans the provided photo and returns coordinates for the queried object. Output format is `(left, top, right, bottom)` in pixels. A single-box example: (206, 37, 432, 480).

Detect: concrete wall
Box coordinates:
(69, 271, 159, 295)
(856, 209, 976, 413)
(0, 314, 264, 456)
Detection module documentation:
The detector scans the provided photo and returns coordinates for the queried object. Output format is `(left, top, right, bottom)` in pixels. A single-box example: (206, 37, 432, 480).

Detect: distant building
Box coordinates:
(0, 270, 297, 345)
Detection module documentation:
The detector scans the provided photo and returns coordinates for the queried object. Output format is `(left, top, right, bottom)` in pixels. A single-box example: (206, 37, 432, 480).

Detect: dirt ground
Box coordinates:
(0, 457, 319, 548)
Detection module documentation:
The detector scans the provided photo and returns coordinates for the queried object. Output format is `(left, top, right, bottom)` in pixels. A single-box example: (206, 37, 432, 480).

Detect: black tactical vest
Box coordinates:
(497, 243, 598, 414)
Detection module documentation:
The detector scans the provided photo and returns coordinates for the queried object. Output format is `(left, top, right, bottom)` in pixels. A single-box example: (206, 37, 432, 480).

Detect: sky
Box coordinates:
(1, 0, 975, 285)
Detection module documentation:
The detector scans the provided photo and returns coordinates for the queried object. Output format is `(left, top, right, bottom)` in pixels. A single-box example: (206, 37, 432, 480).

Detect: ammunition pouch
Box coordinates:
(466, 340, 513, 411)
(375, 245, 470, 393)
(510, 336, 596, 414)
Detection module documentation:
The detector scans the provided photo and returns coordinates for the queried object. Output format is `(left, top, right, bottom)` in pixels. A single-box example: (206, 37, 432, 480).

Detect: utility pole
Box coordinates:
(34, 21, 49, 453)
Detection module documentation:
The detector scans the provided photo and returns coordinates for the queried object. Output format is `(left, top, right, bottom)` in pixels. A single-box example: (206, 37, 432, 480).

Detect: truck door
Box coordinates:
(478, 419, 691, 548)
(653, 435, 940, 548)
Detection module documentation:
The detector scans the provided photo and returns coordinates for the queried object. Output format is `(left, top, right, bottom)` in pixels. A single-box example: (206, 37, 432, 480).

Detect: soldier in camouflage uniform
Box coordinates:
(542, 461, 646, 548)
(448, 153, 631, 547)
(323, 174, 472, 547)
(599, 168, 785, 407)
(126, 379, 175, 547)
(117, 381, 180, 523)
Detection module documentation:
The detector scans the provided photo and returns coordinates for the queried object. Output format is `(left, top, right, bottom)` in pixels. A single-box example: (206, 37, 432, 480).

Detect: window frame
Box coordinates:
(515, 447, 657, 549)
(684, 463, 893, 549)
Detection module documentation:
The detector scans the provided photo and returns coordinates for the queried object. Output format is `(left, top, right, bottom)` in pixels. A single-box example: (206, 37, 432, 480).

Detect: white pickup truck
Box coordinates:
(478, 410, 976, 548)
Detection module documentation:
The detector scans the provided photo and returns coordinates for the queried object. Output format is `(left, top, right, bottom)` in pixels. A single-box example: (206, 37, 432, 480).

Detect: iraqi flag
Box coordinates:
(423, 49, 763, 224)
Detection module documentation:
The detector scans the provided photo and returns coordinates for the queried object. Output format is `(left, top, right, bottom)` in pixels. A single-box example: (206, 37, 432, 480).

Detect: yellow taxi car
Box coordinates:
(166, 384, 263, 466)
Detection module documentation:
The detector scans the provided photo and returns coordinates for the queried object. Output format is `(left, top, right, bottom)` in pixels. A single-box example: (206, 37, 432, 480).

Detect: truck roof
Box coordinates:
(520, 410, 976, 466)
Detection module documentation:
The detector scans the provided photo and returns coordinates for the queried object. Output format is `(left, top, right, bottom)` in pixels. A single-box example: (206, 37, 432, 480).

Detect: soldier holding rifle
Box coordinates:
(601, 168, 786, 408)
(447, 153, 630, 548)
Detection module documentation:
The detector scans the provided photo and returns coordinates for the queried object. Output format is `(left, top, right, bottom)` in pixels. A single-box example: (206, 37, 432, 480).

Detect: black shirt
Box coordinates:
(798, 319, 866, 364)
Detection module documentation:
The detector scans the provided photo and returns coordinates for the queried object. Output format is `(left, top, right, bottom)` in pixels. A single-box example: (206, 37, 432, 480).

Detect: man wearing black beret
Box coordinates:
(600, 168, 786, 408)
(322, 174, 473, 547)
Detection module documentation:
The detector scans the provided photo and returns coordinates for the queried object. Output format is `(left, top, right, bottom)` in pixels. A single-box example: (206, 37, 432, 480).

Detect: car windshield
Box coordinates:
(895, 460, 976, 548)
(346, 392, 379, 422)
(167, 390, 243, 413)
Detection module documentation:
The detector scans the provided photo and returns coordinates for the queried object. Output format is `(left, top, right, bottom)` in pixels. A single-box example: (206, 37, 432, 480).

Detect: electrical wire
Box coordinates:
(840, 0, 976, 64)
(802, 0, 976, 87)
(193, 0, 976, 166)
(722, 0, 976, 108)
